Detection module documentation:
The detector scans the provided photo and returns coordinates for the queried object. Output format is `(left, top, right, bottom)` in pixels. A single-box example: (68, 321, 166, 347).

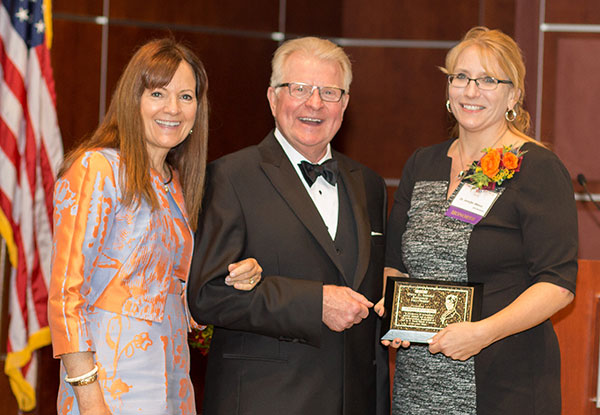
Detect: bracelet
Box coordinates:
(65, 365, 99, 387)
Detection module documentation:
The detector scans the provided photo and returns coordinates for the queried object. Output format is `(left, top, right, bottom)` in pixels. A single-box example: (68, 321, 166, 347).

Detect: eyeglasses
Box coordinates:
(276, 82, 346, 102)
(448, 73, 513, 91)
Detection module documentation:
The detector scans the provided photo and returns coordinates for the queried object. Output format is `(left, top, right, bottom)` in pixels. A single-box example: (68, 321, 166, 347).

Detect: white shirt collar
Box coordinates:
(273, 128, 332, 167)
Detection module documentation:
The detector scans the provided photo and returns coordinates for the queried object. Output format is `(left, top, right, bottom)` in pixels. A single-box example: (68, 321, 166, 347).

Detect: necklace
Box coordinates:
(163, 164, 173, 192)
(456, 128, 508, 179)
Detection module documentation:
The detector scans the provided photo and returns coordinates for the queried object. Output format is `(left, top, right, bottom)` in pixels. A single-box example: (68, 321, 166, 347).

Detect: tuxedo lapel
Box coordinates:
(258, 133, 346, 277)
(336, 153, 371, 291)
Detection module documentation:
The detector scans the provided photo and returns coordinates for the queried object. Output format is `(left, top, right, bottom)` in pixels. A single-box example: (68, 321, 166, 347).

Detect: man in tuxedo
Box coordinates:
(188, 36, 389, 415)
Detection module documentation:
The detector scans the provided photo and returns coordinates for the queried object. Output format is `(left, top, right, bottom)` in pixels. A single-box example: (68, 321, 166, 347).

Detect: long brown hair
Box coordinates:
(59, 38, 208, 230)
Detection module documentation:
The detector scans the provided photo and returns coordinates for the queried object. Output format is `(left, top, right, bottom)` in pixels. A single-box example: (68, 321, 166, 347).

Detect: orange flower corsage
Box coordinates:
(463, 145, 526, 190)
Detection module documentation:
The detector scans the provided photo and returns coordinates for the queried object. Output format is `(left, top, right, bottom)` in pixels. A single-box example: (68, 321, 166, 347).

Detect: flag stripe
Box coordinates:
(0, 59, 25, 144)
(0, 118, 20, 177)
(0, 37, 37, 194)
(35, 45, 57, 105)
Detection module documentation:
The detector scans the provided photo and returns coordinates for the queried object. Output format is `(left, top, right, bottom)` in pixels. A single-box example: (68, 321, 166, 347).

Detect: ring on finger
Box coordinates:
(250, 278, 255, 284)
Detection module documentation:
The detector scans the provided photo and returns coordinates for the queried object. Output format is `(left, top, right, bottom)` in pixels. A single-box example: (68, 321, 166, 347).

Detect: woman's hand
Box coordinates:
(378, 267, 412, 349)
(225, 258, 262, 291)
(428, 321, 490, 361)
(376, 299, 411, 349)
(382, 337, 411, 349)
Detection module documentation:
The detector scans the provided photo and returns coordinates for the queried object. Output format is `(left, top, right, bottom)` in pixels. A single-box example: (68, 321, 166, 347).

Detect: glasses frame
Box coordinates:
(447, 74, 513, 91)
(276, 82, 346, 102)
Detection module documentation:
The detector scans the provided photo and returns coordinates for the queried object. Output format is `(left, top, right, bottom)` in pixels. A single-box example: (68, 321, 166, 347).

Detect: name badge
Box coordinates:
(445, 183, 499, 224)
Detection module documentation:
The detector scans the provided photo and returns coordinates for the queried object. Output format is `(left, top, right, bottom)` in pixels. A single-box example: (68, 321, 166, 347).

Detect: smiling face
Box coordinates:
(140, 61, 197, 168)
(267, 51, 349, 162)
(447, 45, 519, 137)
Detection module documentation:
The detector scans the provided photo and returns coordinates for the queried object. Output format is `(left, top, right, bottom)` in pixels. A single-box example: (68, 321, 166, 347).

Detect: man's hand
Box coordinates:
(225, 258, 262, 290)
(322, 285, 373, 332)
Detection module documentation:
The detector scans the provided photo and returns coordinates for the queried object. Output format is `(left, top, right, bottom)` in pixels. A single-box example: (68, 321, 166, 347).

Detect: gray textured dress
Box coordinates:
(392, 180, 479, 414)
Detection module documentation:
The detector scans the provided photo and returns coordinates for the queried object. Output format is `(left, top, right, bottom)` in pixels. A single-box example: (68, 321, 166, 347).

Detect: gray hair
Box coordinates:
(270, 37, 352, 91)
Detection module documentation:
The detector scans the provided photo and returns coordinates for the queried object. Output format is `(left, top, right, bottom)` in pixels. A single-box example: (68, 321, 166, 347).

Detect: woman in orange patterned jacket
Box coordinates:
(48, 38, 262, 415)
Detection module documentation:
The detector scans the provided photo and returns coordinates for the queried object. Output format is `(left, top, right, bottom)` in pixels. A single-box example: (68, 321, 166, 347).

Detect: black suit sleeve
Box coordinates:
(187, 159, 324, 346)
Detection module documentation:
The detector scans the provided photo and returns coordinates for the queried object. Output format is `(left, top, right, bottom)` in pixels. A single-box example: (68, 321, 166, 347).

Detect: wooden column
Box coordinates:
(552, 259, 600, 414)
(0, 241, 19, 413)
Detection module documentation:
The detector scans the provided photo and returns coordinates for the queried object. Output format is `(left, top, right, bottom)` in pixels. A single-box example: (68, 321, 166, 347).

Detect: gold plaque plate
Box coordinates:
(381, 277, 482, 343)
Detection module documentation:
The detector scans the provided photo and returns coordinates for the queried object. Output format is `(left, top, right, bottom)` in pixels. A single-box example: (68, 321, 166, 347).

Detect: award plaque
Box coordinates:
(381, 277, 483, 344)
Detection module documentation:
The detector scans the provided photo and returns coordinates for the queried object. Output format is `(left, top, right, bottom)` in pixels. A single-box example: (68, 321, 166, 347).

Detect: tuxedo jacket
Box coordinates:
(188, 132, 389, 415)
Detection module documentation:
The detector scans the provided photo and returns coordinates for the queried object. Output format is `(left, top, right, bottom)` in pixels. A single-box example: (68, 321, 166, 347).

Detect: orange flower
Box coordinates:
(502, 151, 519, 170)
(107, 378, 131, 399)
(133, 332, 152, 351)
(480, 149, 501, 178)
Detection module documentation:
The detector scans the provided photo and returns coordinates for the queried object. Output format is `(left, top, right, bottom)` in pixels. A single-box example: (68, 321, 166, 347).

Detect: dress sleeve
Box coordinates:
(48, 151, 117, 357)
(518, 148, 578, 293)
(385, 150, 419, 272)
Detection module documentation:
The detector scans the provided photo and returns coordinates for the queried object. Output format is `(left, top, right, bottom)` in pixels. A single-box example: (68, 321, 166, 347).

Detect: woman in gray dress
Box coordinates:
(376, 26, 577, 414)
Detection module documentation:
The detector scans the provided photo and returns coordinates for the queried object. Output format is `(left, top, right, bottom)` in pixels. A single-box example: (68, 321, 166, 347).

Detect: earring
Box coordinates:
(189, 129, 193, 135)
(446, 100, 452, 113)
(505, 108, 517, 122)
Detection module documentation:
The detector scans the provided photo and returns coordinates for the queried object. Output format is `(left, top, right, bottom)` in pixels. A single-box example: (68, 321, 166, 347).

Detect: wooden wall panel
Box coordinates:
(480, 0, 517, 35)
(340, 0, 478, 39)
(546, 0, 600, 24)
(540, 32, 560, 145)
(285, 0, 344, 37)
(552, 37, 600, 180)
(184, 34, 276, 160)
(53, 0, 103, 15)
(36, 348, 60, 413)
(0, 368, 18, 412)
(514, 0, 540, 131)
(51, 19, 103, 152)
(336, 46, 449, 179)
(578, 206, 600, 261)
(539, 32, 600, 260)
(109, 0, 279, 32)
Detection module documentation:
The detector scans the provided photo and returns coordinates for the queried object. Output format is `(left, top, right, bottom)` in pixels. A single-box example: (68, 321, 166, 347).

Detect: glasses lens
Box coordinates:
(319, 87, 342, 102)
(477, 76, 499, 91)
(449, 75, 467, 88)
(288, 83, 311, 99)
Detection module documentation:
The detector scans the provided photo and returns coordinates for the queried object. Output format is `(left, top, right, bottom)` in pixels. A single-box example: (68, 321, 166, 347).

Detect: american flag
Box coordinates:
(0, 0, 63, 410)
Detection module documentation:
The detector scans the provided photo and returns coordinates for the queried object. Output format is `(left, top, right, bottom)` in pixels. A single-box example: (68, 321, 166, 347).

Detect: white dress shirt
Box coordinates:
(274, 129, 339, 239)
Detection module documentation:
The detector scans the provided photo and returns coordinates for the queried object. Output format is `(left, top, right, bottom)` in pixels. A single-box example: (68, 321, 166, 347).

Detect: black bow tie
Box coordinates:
(298, 159, 339, 187)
